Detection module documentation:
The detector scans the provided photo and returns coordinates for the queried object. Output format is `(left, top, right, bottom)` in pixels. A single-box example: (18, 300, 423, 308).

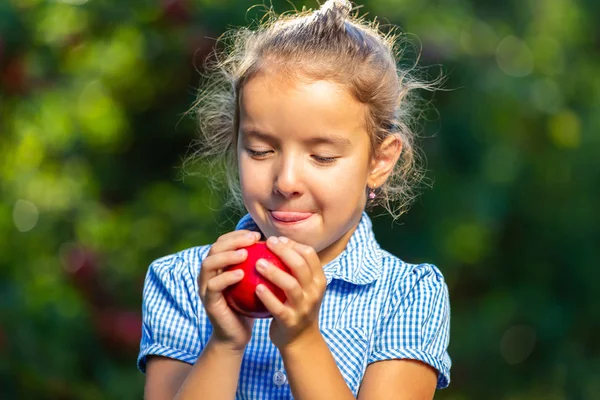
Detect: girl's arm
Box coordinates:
(144, 356, 191, 399)
(281, 337, 437, 400)
(255, 237, 445, 399)
(280, 328, 355, 399)
(358, 359, 437, 399)
(144, 337, 245, 400)
(143, 230, 261, 399)
(281, 342, 438, 400)
(254, 237, 354, 399)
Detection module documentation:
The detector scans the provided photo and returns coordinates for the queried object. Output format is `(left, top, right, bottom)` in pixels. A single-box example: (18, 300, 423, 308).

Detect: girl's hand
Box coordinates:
(198, 230, 262, 352)
(254, 236, 327, 350)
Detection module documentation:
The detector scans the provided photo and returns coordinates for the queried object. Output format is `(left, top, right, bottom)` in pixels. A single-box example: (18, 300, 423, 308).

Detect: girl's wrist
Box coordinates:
(206, 335, 248, 357)
(278, 325, 323, 357)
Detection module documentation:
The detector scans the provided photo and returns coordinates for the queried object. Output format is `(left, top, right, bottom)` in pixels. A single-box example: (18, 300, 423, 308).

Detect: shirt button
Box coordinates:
(273, 370, 287, 386)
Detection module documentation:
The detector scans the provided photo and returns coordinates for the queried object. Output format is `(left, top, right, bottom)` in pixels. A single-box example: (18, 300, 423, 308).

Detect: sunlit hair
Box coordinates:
(183, 0, 441, 220)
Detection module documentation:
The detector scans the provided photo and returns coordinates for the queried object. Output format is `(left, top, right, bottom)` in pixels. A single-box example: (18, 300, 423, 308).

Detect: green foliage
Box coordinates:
(0, 0, 598, 398)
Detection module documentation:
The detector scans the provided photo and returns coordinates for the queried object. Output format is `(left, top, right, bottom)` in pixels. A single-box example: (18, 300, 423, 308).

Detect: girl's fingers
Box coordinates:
(265, 237, 313, 288)
(205, 270, 245, 299)
(199, 249, 247, 295)
(210, 230, 261, 254)
(202, 248, 248, 274)
(199, 230, 260, 288)
(290, 242, 326, 288)
(255, 284, 287, 319)
(256, 259, 304, 305)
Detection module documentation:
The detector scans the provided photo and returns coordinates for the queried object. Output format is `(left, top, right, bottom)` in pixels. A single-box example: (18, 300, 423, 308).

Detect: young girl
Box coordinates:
(138, 0, 451, 398)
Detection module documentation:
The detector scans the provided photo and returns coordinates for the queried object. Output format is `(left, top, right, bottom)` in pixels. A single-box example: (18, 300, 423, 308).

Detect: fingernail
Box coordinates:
(235, 270, 244, 277)
(237, 249, 246, 256)
(256, 259, 269, 269)
(246, 232, 255, 240)
(256, 284, 266, 293)
(279, 236, 289, 243)
(269, 236, 279, 245)
(255, 232, 262, 240)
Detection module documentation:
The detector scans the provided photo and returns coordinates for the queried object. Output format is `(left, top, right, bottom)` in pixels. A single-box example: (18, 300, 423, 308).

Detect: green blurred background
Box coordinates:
(1, 0, 598, 398)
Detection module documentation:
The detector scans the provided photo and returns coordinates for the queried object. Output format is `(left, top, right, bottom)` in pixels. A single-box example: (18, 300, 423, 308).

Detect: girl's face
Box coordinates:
(237, 74, 377, 265)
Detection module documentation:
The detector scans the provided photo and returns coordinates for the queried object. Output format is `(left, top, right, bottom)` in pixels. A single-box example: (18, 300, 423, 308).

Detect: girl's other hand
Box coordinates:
(198, 230, 262, 352)
(255, 236, 327, 350)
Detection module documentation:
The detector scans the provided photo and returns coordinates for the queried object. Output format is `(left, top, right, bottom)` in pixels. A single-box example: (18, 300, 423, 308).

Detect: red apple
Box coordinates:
(223, 241, 290, 318)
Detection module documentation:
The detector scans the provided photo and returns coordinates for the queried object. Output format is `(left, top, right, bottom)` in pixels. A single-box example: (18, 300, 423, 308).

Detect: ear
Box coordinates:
(368, 134, 402, 188)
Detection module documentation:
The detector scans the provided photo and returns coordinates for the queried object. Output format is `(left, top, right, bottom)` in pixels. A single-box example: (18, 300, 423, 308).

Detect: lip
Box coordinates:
(269, 210, 314, 224)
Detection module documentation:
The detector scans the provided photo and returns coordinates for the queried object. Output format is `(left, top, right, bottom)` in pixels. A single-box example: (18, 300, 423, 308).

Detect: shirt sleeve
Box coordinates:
(137, 251, 209, 373)
(368, 263, 451, 388)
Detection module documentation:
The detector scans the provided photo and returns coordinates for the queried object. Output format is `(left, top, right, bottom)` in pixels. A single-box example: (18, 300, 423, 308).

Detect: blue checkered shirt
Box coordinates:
(138, 212, 451, 397)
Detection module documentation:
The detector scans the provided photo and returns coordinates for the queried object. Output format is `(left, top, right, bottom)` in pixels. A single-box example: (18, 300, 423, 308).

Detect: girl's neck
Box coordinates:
(317, 220, 360, 267)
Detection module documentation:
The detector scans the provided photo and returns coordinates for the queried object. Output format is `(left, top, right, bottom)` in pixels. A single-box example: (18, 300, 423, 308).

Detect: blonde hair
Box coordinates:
(183, 0, 440, 220)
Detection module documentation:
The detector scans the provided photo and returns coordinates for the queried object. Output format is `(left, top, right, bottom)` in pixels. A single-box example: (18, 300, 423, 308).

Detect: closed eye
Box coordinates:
(312, 155, 338, 164)
(246, 148, 272, 158)
(246, 148, 338, 165)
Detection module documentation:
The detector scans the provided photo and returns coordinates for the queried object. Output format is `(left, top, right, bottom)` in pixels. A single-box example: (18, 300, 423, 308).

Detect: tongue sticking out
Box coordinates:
(270, 211, 313, 222)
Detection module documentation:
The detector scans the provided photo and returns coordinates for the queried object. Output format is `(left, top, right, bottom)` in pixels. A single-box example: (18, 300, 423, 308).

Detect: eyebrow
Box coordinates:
(240, 128, 352, 147)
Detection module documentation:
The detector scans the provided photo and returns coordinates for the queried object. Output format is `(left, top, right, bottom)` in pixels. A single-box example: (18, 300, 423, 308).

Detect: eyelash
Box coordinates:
(312, 155, 337, 164)
(245, 149, 338, 165)
(246, 149, 271, 158)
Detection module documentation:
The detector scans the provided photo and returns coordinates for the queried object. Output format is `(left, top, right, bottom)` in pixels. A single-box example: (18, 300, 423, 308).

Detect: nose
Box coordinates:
(273, 155, 304, 198)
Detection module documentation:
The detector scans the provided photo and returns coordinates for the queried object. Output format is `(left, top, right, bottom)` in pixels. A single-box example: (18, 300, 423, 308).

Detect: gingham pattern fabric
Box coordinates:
(138, 212, 451, 397)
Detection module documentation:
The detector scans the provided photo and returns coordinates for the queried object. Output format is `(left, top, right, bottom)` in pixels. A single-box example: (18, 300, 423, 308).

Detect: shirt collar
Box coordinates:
(235, 211, 382, 286)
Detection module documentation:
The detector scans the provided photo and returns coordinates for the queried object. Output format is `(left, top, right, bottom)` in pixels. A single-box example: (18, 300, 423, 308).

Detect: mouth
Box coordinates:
(269, 210, 314, 224)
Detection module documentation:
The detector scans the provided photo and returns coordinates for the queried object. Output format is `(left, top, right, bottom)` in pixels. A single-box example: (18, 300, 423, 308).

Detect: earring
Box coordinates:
(368, 187, 376, 200)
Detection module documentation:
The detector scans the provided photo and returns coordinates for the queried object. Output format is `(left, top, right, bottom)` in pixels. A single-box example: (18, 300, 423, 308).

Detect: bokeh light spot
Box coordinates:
(530, 78, 563, 114)
(500, 325, 537, 365)
(483, 144, 521, 185)
(15, 132, 45, 170)
(496, 35, 534, 77)
(13, 199, 39, 232)
(460, 19, 499, 56)
(56, 0, 89, 4)
(444, 222, 491, 264)
(531, 36, 565, 76)
(77, 80, 128, 151)
(549, 110, 581, 149)
(36, 2, 89, 45)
